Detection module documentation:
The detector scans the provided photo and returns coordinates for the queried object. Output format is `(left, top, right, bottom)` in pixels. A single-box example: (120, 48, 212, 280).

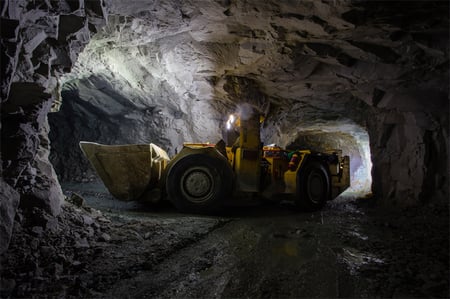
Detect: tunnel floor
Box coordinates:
(1, 183, 449, 298)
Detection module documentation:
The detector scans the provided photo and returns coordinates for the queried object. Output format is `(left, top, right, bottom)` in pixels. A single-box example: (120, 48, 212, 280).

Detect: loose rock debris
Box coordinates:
(1, 190, 449, 298)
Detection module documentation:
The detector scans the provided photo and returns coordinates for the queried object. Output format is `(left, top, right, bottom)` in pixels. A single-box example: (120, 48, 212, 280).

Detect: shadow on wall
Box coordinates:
(48, 79, 173, 182)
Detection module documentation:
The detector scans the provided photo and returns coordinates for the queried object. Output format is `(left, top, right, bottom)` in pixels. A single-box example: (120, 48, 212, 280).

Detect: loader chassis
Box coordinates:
(161, 113, 350, 213)
(80, 113, 350, 213)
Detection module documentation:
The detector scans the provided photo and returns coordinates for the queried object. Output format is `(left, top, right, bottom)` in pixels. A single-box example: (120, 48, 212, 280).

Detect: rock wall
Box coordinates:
(368, 90, 448, 205)
(0, 0, 107, 253)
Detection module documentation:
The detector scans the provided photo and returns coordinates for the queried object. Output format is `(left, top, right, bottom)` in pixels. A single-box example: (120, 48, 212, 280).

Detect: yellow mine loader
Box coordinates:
(80, 113, 350, 213)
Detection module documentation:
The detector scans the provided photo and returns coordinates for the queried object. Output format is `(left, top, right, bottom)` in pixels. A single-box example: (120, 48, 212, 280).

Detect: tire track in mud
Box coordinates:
(133, 217, 234, 268)
(103, 218, 245, 298)
(102, 209, 369, 299)
(77, 214, 233, 297)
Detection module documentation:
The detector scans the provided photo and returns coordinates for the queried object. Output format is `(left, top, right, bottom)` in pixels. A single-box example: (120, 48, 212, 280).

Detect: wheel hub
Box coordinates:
(181, 167, 213, 202)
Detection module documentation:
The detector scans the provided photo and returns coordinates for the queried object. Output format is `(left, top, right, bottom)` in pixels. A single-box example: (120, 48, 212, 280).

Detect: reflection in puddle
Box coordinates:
(348, 230, 369, 241)
(281, 241, 298, 257)
(340, 247, 384, 275)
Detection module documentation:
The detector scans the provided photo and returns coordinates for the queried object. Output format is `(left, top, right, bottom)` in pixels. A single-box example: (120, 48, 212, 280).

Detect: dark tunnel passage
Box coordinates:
(1, 0, 448, 298)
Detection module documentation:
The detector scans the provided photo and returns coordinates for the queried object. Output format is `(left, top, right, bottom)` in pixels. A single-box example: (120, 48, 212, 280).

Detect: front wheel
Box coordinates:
(296, 161, 330, 211)
(166, 154, 233, 213)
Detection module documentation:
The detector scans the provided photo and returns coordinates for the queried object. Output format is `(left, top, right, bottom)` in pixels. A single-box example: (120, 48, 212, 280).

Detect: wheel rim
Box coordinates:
(307, 171, 325, 204)
(180, 166, 214, 203)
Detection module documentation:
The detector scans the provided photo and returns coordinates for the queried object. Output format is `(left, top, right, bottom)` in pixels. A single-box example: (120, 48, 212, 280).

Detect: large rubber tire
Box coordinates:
(296, 161, 330, 211)
(166, 154, 233, 213)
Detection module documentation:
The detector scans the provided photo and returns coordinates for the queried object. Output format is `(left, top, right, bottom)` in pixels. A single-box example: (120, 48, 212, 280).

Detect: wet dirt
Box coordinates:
(1, 183, 449, 298)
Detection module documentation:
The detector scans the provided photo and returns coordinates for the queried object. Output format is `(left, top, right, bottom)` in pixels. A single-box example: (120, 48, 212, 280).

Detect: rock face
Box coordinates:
(1, 0, 107, 251)
(0, 179, 20, 254)
(1, 0, 448, 254)
(369, 91, 448, 205)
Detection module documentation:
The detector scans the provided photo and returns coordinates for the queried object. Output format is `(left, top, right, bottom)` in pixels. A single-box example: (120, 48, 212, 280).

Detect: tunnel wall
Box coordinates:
(367, 91, 449, 206)
(0, 0, 107, 253)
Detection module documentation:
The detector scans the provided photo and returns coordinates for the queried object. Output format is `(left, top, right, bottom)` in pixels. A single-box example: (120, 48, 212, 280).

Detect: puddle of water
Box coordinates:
(339, 247, 384, 275)
(348, 230, 369, 241)
(273, 241, 299, 257)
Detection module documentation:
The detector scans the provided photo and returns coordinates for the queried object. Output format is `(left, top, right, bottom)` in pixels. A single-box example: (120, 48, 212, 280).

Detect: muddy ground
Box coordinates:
(1, 183, 449, 298)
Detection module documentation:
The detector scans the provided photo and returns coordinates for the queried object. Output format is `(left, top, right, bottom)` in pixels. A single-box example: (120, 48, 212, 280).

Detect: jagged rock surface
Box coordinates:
(0, 179, 20, 254)
(1, 0, 107, 251)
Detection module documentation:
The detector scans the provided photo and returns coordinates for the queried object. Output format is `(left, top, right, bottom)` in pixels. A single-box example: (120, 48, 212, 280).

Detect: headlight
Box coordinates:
(226, 114, 235, 130)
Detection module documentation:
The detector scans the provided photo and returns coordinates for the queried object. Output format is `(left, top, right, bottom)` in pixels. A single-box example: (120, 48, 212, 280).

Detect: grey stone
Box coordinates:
(75, 237, 90, 248)
(98, 233, 111, 242)
(85, 226, 95, 237)
(0, 179, 20, 254)
(45, 217, 59, 232)
(20, 181, 63, 216)
(82, 215, 94, 226)
(31, 226, 44, 236)
(70, 192, 85, 207)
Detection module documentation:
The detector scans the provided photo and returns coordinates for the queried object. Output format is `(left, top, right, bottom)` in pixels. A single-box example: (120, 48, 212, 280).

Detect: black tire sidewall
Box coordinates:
(167, 154, 232, 213)
(296, 161, 330, 211)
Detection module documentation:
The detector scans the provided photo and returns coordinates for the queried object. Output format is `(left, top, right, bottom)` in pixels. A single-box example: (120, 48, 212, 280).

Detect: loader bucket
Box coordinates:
(79, 142, 170, 201)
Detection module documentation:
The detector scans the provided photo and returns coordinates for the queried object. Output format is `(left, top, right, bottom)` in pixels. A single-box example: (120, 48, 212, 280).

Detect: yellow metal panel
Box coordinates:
(235, 147, 260, 192)
(226, 147, 234, 165)
(284, 171, 297, 193)
(239, 114, 260, 148)
(233, 113, 261, 192)
(283, 151, 310, 194)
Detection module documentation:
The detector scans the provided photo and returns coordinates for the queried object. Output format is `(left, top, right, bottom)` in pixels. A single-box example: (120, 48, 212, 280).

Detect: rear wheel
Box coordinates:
(166, 154, 232, 213)
(296, 161, 330, 211)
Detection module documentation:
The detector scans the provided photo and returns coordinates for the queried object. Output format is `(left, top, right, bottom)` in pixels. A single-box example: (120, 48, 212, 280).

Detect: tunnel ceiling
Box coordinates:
(57, 0, 448, 148)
